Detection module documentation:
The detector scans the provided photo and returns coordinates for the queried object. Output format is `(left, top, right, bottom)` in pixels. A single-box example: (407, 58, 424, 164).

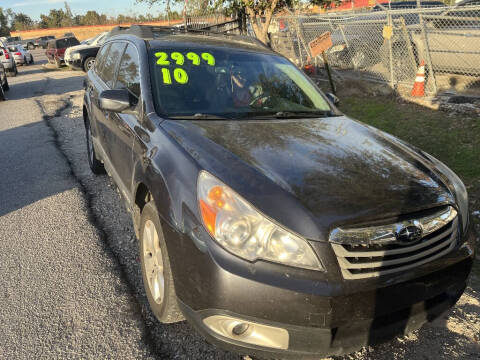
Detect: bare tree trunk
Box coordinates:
(241, 0, 278, 45)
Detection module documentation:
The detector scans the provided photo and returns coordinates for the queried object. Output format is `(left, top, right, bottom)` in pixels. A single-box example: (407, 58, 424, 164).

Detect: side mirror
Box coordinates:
(326, 92, 340, 106)
(99, 89, 132, 113)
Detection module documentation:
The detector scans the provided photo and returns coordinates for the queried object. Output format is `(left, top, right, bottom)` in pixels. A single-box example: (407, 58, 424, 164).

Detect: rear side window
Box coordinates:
(56, 39, 68, 48)
(99, 42, 126, 88)
(115, 44, 141, 98)
(67, 38, 80, 47)
(95, 43, 111, 76)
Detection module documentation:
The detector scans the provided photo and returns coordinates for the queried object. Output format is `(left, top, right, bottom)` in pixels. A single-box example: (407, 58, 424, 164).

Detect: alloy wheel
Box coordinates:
(142, 220, 165, 305)
(86, 59, 95, 70)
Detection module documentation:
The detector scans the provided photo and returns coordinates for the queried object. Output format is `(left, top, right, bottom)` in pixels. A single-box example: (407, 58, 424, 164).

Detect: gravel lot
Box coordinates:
(0, 49, 478, 359)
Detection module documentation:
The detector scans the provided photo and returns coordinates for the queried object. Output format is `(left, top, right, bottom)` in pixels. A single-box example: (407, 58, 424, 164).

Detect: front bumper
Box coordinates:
(163, 218, 475, 359)
(65, 58, 83, 71)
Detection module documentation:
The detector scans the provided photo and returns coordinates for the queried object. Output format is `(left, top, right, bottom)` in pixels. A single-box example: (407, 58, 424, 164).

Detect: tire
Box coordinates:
(85, 120, 105, 175)
(83, 57, 96, 72)
(23, 57, 27, 66)
(30, 55, 34, 65)
(3, 76, 9, 91)
(8, 65, 17, 77)
(55, 58, 62, 68)
(140, 201, 184, 324)
(0, 85, 5, 101)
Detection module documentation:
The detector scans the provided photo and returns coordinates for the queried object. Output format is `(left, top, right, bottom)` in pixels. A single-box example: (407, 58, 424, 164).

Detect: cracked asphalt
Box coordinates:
(0, 49, 478, 360)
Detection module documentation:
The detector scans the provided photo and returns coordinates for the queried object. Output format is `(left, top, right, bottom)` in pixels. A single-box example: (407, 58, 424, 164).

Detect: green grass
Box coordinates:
(339, 94, 480, 287)
(340, 96, 480, 184)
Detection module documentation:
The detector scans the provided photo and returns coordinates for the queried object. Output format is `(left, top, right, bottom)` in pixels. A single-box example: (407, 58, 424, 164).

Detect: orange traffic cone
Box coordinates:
(411, 60, 425, 97)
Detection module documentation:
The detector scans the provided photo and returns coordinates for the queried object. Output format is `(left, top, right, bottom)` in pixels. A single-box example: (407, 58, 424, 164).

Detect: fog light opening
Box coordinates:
(203, 315, 289, 350)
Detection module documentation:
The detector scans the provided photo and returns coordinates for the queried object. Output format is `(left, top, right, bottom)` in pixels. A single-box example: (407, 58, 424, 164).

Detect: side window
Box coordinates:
(115, 44, 141, 99)
(99, 42, 126, 88)
(95, 43, 111, 76)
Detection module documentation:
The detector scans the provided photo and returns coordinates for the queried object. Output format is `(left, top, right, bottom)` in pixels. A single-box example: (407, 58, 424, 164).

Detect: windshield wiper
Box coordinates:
(237, 111, 336, 119)
(168, 113, 231, 120)
(273, 111, 334, 118)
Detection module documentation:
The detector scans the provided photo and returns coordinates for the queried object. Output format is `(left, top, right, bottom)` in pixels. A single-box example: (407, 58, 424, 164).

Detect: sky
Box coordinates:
(1, 0, 183, 20)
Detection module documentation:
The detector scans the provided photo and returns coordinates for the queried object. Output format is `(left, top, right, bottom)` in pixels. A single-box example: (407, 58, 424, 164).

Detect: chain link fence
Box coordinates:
(271, 4, 480, 96)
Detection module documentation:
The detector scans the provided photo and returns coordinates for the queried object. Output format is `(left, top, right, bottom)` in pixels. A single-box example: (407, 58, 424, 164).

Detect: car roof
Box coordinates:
(107, 25, 271, 53)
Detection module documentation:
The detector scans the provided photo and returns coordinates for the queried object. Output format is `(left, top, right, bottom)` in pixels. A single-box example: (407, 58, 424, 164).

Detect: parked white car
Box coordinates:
(8, 44, 34, 66)
(0, 46, 17, 77)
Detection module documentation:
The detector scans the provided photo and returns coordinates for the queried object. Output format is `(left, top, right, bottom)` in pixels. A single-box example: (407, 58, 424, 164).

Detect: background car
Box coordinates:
(0, 63, 9, 101)
(5, 36, 22, 45)
(65, 31, 109, 72)
(0, 46, 17, 77)
(7, 44, 34, 66)
(35, 36, 55, 49)
(45, 37, 80, 68)
(20, 38, 36, 50)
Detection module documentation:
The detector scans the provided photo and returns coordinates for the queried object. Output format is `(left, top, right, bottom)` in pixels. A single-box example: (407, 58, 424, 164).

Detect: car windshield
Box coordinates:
(149, 47, 333, 119)
(8, 46, 18, 52)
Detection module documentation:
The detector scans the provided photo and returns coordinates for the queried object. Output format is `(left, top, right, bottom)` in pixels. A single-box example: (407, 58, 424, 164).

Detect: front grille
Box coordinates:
(330, 207, 458, 280)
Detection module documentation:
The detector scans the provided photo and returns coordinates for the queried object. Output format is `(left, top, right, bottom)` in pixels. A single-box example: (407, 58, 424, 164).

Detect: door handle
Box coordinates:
(134, 126, 150, 143)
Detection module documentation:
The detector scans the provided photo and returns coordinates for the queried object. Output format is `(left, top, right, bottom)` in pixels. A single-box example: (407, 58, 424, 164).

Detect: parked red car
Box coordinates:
(45, 37, 80, 68)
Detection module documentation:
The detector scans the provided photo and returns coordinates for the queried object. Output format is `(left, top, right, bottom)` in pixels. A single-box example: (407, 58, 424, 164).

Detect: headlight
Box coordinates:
(197, 171, 323, 270)
(72, 52, 81, 60)
(423, 152, 468, 231)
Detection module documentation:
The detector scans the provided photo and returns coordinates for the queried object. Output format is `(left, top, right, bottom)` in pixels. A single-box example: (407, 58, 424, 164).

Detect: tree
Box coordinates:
(0, 7, 10, 36)
(136, 0, 335, 45)
(81, 10, 107, 26)
(62, 2, 74, 27)
(39, 9, 68, 28)
(12, 12, 33, 31)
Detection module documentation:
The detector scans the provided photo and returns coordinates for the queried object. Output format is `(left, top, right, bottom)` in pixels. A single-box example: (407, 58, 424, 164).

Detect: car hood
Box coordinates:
(65, 44, 95, 57)
(163, 116, 454, 237)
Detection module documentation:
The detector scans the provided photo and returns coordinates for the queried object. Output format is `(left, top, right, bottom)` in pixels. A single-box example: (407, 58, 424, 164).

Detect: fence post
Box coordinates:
(339, 24, 349, 48)
(387, 9, 395, 89)
(400, 17, 417, 72)
(419, 13, 437, 94)
(293, 17, 308, 67)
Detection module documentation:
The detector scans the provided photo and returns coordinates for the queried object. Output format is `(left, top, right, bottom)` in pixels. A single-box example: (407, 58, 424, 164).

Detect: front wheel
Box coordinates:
(30, 55, 34, 65)
(140, 201, 184, 323)
(0, 84, 5, 101)
(8, 65, 17, 77)
(85, 120, 105, 175)
(83, 57, 96, 72)
(55, 58, 61, 68)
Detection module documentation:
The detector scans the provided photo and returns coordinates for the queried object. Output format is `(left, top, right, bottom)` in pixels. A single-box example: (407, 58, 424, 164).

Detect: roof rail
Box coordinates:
(106, 24, 267, 49)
